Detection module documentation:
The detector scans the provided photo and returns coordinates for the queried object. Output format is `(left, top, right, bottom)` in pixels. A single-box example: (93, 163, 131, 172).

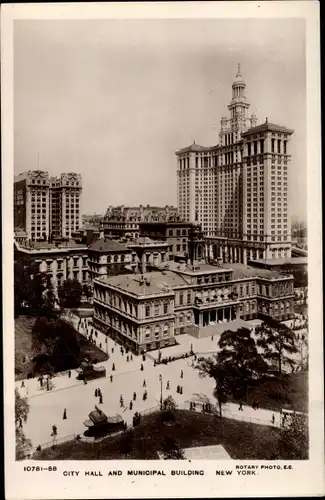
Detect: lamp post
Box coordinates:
(159, 374, 163, 410)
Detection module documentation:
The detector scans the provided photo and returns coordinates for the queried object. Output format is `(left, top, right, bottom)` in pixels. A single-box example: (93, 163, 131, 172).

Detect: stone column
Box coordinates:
(243, 248, 247, 265)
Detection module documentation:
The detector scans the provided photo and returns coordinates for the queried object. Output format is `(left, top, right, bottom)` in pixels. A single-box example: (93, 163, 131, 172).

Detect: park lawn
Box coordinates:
(15, 315, 107, 380)
(231, 371, 308, 413)
(34, 410, 290, 461)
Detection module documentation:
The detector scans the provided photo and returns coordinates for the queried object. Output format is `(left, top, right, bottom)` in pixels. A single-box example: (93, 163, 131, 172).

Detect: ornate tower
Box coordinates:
(219, 64, 258, 146)
(188, 214, 205, 265)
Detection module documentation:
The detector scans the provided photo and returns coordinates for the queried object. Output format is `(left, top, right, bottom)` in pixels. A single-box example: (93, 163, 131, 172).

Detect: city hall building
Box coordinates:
(176, 66, 293, 263)
(93, 261, 295, 354)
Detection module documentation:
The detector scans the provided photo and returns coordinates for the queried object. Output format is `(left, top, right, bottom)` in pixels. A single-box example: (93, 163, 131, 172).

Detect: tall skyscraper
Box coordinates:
(176, 65, 293, 263)
(14, 170, 82, 241)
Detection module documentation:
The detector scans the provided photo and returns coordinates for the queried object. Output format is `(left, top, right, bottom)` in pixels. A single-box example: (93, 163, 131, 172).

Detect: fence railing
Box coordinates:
(30, 433, 77, 454)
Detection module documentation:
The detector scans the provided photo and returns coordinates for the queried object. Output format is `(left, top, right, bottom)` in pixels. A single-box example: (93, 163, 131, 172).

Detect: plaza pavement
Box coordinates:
(17, 314, 283, 452)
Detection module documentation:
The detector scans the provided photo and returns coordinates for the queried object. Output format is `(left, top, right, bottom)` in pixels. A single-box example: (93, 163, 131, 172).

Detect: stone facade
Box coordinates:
(14, 170, 82, 242)
(176, 66, 293, 262)
(93, 262, 295, 353)
(102, 205, 179, 240)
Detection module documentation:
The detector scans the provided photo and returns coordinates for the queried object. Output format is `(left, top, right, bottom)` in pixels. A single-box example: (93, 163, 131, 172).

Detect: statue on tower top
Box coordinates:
(236, 63, 242, 78)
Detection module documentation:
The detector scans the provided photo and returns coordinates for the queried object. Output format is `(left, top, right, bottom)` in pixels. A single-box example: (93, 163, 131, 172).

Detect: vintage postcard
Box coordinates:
(2, 1, 323, 499)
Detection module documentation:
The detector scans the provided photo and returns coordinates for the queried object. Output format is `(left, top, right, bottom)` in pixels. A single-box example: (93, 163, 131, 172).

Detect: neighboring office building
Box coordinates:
(176, 65, 293, 262)
(88, 238, 134, 287)
(88, 236, 170, 287)
(127, 237, 170, 272)
(14, 170, 82, 242)
(15, 240, 89, 296)
(138, 221, 198, 260)
(93, 260, 294, 353)
(102, 205, 179, 240)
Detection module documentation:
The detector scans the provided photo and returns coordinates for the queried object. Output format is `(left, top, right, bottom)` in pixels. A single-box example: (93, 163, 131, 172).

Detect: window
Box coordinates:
(163, 302, 168, 314)
(145, 327, 151, 339)
(154, 303, 160, 316)
(271, 139, 275, 153)
(163, 324, 168, 336)
(187, 293, 191, 304)
(145, 305, 150, 317)
(179, 293, 184, 305)
(168, 229, 173, 236)
(154, 325, 160, 337)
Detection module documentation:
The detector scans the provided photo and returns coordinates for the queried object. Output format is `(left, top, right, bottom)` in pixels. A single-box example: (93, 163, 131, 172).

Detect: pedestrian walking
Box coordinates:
(166, 381, 170, 390)
(99, 394, 103, 404)
(133, 392, 136, 401)
(120, 395, 124, 407)
(140, 364, 144, 371)
(99, 343, 102, 349)
(130, 354, 133, 361)
(180, 386, 183, 395)
(21, 381, 25, 388)
(110, 375, 113, 383)
(19, 418, 23, 428)
(143, 391, 147, 401)
(271, 414, 275, 425)
(176, 385, 180, 393)
(112, 363, 116, 371)
(63, 408, 67, 420)
(68, 370, 71, 378)
(112, 347, 114, 354)
(129, 401, 133, 410)
(95, 389, 98, 397)
(143, 379, 146, 387)
(84, 378, 87, 385)
(180, 370, 183, 379)
(52, 425, 57, 436)
(238, 402, 243, 411)
(126, 355, 129, 362)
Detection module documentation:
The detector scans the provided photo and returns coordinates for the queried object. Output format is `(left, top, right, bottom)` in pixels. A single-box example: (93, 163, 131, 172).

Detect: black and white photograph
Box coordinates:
(2, 2, 323, 499)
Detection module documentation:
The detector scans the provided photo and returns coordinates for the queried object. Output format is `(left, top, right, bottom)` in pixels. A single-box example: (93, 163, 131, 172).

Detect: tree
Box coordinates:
(218, 328, 268, 398)
(32, 317, 80, 372)
(255, 316, 298, 374)
(14, 258, 54, 317)
(58, 279, 82, 309)
(197, 328, 267, 417)
(196, 358, 229, 418)
(15, 389, 32, 460)
(279, 412, 308, 459)
(82, 284, 92, 301)
(161, 436, 185, 460)
(161, 395, 177, 423)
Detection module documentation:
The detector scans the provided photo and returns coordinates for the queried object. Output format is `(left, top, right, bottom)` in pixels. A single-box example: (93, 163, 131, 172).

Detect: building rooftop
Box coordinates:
(58, 239, 86, 249)
(242, 121, 294, 136)
(176, 143, 212, 154)
(129, 236, 169, 247)
(161, 260, 229, 275)
(97, 270, 188, 296)
(182, 445, 231, 460)
(221, 263, 288, 280)
(97, 273, 174, 297)
(88, 238, 130, 253)
(249, 257, 308, 266)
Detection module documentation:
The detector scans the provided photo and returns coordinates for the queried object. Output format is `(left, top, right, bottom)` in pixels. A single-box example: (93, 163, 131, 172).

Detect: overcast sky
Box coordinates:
(14, 18, 306, 220)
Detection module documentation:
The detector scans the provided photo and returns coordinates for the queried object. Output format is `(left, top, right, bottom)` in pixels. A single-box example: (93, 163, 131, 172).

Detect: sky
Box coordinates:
(14, 18, 306, 220)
